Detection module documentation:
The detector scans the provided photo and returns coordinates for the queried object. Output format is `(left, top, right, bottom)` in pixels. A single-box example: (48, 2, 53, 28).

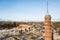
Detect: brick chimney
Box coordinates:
(44, 15, 52, 40)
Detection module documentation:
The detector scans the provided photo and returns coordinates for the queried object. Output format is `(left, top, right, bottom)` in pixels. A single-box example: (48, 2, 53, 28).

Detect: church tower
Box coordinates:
(44, 0, 52, 40)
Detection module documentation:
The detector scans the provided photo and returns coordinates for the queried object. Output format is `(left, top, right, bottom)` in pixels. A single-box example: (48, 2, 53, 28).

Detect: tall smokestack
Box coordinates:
(44, 0, 52, 40)
(44, 15, 52, 40)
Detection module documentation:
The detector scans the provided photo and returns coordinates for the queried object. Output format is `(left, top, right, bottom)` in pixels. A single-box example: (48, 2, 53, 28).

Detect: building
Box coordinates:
(44, 0, 52, 40)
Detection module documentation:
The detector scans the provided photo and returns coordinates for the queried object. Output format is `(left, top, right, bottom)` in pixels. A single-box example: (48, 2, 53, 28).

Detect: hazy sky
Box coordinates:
(0, 0, 60, 22)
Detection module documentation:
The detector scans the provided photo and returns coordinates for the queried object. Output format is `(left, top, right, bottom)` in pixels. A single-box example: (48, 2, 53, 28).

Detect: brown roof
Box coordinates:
(17, 24, 32, 30)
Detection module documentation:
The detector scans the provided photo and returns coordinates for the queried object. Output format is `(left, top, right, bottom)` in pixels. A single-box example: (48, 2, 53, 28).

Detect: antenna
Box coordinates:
(46, 0, 49, 15)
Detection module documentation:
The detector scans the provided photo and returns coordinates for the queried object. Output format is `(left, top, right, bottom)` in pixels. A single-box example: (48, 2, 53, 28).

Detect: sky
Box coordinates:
(0, 0, 60, 22)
